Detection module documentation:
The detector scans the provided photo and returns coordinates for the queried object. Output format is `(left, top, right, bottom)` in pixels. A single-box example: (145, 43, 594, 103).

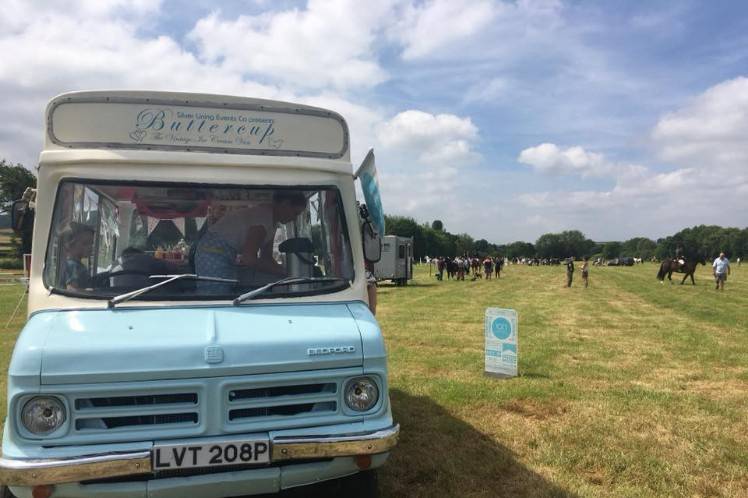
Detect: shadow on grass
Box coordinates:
(379, 389, 576, 498)
(248, 389, 574, 498)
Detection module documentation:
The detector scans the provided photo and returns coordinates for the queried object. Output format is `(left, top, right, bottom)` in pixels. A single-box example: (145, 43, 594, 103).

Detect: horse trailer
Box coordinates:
(374, 235, 413, 285)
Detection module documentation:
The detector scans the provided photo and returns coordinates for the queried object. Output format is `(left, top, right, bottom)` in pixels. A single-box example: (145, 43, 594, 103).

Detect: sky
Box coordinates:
(1, 0, 747, 244)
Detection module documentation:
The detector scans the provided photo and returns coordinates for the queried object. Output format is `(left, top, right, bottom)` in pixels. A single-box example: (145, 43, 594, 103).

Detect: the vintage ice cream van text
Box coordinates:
(132, 108, 279, 148)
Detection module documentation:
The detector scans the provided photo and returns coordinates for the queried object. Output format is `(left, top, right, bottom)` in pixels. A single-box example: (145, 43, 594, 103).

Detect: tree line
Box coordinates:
(1, 159, 745, 263)
(385, 215, 747, 261)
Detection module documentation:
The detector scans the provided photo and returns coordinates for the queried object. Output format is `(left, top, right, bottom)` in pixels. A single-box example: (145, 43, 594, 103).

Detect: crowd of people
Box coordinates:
(425, 249, 737, 291)
(430, 256, 505, 281)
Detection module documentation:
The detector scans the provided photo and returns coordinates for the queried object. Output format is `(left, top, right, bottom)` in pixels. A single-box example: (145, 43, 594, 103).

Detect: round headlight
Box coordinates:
(21, 396, 66, 435)
(344, 377, 379, 412)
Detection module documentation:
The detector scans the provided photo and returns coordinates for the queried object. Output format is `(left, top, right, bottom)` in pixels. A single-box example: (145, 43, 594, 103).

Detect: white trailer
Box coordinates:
(374, 235, 413, 285)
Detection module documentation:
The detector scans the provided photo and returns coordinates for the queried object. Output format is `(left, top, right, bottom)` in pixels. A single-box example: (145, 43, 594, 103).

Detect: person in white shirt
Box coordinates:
(712, 252, 731, 291)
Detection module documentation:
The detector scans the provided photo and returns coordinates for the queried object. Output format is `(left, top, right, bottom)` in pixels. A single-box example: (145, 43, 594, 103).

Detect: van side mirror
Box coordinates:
(363, 222, 382, 263)
(11, 199, 29, 233)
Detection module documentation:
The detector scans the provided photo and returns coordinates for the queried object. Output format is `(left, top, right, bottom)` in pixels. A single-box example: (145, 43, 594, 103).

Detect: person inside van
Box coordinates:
(194, 191, 307, 293)
(60, 222, 95, 290)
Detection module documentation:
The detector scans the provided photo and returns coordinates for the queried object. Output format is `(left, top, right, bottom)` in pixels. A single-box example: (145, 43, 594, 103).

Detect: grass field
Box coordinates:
(0, 262, 746, 497)
(377, 263, 747, 498)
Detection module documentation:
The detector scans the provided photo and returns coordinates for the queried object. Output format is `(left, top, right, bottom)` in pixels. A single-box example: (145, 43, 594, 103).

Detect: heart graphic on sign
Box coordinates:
(129, 130, 146, 142)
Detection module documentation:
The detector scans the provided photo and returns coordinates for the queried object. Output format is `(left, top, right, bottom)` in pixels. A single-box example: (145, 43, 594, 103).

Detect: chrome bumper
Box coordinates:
(0, 424, 399, 486)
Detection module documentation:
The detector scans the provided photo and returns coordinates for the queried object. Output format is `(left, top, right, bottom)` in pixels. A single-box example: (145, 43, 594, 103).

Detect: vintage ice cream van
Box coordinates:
(0, 91, 396, 498)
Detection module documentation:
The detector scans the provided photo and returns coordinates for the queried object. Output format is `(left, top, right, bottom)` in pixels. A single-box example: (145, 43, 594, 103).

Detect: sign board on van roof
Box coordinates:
(46, 93, 349, 160)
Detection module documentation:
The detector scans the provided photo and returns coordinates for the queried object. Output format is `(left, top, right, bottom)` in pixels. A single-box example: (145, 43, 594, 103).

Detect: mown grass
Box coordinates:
(377, 263, 747, 498)
(0, 263, 745, 497)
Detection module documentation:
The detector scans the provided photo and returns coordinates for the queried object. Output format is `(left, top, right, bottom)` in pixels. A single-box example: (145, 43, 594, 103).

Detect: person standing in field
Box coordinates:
(565, 257, 574, 287)
(581, 257, 590, 288)
(483, 256, 493, 279)
(456, 256, 465, 281)
(712, 252, 731, 291)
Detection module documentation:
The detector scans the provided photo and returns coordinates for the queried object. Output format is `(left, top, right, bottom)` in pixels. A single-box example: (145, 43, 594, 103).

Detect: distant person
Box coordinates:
(565, 257, 574, 288)
(483, 256, 493, 279)
(581, 257, 590, 288)
(675, 243, 686, 267)
(712, 252, 731, 291)
(454, 256, 462, 280)
(436, 257, 445, 281)
(60, 222, 96, 290)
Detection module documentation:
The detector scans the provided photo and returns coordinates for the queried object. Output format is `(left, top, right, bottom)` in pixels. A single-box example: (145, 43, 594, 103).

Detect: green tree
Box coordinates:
(621, 237, 657, 259)
(602, 242, 622, 260)
(505, 241, 535, 259)
(454, 233, 475, 256)
(0, 160, 36, 212)
(558, 230, 595, 257)
(431, 219, 444, 231)
(535, 233, 562, 258)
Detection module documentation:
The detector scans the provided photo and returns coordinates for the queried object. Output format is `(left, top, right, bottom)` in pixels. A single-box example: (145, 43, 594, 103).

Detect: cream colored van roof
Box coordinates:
(44, 91, 350, 161)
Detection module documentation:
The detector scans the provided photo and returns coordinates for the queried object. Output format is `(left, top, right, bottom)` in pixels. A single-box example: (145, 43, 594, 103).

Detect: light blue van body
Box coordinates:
(4, 302, 393, 497)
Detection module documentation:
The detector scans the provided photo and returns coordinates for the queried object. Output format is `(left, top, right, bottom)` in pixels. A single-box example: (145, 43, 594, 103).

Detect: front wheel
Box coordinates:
(335, 470, 380, 498)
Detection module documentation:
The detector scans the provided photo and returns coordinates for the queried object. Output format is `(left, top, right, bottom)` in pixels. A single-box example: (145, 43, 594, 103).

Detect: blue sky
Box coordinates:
(1, 0, 747, 243)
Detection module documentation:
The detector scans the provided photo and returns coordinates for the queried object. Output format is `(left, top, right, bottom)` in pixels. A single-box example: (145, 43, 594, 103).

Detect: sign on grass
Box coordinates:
(485, 308, 518, 378)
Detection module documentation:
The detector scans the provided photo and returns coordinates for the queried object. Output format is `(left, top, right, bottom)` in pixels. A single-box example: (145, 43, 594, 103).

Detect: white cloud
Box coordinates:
(518, 143, 617, 178)
(188, 0, 391, 90)
(377, 110, 479, 166)
(392, 0, 498, 60)
(652, 76, 748, 173)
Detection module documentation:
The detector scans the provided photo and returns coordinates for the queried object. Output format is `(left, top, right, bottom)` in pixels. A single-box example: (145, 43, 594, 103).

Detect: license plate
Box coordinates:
(152, 439, 270, 470)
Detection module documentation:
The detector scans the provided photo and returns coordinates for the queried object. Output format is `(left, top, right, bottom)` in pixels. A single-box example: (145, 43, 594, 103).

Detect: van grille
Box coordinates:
(74, 392, 199, 432)
(40, 369, 364, 446)
(227, 382, 338, 423)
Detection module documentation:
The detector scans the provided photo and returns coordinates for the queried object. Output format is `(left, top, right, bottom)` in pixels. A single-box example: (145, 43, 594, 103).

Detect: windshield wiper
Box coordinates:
(108, 274, 238, 308)
(233, 276, 348, 305)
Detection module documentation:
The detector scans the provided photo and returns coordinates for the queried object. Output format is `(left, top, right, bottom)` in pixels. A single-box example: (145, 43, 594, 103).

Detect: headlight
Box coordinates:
(344, 377, 379, 412)
(21, 396, 66, 435)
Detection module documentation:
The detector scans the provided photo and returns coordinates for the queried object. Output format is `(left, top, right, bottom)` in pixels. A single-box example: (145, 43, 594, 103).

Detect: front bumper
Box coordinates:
(0, 424, 399, 486)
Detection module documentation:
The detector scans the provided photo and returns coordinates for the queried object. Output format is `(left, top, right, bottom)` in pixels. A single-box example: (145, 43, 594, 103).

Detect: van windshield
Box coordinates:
(44, 180, 354, 300)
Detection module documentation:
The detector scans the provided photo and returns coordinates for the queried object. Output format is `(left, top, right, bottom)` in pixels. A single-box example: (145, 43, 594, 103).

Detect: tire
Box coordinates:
(0, 485, 16, 498)
(334, 470, 380, 498)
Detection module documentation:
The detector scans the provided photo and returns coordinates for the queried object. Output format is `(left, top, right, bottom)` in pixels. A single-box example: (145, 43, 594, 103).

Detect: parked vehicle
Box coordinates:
(373, 235, 413, 285)
(1, 91, 398, 498)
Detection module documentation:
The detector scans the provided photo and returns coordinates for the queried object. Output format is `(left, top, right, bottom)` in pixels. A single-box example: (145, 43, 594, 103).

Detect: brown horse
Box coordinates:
(656, 255, 706, 285)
